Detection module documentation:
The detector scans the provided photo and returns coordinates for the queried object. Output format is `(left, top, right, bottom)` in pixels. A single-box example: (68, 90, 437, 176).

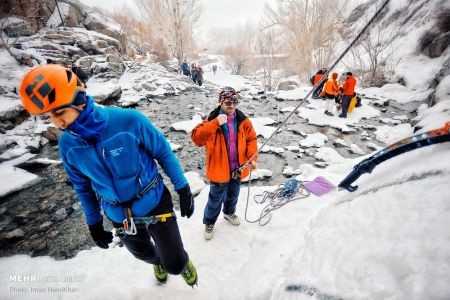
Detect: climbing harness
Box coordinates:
(118, 209, 176, 237)
(101, 173, 174, 237)
(244, 170, 310, 226)
(97, 173, 161, 206)
(240, 0, 392, 222)
(339, 122, 450, 192)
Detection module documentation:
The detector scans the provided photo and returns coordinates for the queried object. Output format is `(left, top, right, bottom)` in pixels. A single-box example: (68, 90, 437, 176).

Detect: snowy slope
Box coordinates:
(1, 140, 449, 300)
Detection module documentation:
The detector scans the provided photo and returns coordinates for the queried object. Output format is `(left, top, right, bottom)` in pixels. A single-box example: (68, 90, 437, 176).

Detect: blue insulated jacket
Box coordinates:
(58, 97, 188, 225)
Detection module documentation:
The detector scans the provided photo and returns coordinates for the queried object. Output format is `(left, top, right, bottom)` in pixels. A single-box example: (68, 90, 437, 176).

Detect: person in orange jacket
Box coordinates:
(339, 72, 357, 118)
(310, 69, 325, 99)
(191, 87, 258, 240)
(321, 72, 339, 116)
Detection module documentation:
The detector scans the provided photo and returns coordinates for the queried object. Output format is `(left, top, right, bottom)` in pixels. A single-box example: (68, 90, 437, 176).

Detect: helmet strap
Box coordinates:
(70, 104, 83, 113)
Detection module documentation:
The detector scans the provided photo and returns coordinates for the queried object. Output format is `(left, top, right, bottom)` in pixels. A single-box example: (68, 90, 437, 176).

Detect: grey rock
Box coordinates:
(51, 208, 68, 222)
(2, 17, 34, 37)
(39, 221, 53, 230)
(5, 229, 25, 240)
(423, 32, 450, 58)
(0, 86, 8, 95)
(41, 127, 62, 142)
(83, 11, 125, 53)
(314, 162, 328, 169)
(76, 56, 94, 68)
(277, 79, 299, 91)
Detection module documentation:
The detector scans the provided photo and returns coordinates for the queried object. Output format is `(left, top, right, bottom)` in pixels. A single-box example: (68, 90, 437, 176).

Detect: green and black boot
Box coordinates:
(153, 263, 168, 284)
(181, 259, 198, 287)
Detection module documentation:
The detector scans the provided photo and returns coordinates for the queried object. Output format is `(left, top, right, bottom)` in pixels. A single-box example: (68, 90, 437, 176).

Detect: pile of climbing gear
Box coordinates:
(244, 174, 310, 226)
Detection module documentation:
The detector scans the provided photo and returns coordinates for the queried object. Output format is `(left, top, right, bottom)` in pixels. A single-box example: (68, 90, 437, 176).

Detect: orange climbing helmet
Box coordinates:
(19, 64, 85, 115)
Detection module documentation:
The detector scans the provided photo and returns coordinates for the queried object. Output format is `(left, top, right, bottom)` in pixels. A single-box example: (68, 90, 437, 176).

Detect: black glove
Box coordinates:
(177, 184, 195, 218)
(88, 221, 113, 249)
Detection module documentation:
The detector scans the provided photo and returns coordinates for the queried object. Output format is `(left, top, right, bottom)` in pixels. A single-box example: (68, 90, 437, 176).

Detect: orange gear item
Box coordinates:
(20, 64, 85, 115)
(431, 121, 450, 135)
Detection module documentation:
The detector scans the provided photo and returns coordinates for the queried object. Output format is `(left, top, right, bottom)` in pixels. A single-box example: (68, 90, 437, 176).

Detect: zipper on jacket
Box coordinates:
(97, 145, 120, 200)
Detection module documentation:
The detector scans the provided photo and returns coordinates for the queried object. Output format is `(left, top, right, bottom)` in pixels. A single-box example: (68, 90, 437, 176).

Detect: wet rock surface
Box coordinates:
(0, 85, 421, 259)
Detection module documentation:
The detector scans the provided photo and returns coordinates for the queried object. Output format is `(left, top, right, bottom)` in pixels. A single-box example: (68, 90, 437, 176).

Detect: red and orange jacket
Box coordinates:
(313, 74, 324, 85)
(191, 107, 258, 183)
(342, 75, 357, 96)
(321, 78, 339, 97)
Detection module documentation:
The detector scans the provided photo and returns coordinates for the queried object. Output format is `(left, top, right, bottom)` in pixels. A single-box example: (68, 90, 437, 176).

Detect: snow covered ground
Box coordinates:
(1, 139, 449, 300)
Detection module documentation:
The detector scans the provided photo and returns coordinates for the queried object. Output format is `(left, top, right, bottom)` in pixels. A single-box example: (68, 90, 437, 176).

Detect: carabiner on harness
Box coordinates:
(122, 217, 137, 235)
(122, 207, 137, 235)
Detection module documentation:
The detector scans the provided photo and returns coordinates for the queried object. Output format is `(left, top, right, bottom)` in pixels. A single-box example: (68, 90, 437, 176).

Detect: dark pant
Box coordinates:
(203, 178, 241, 225)
(115, 186, 188, 275)
(341, 95, 352, 117)
(313, 82, 325, 97)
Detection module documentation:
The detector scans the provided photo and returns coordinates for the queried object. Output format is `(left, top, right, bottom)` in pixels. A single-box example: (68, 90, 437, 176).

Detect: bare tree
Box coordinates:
(342, 14, 401, 87)
(111, 4, 154, 57)
(223, 41, 249, 75)
(255, 26, 279, 91)
(264, 0, 347, 78)
(135, 0, 202, 63)
(219, 21, 257, 75)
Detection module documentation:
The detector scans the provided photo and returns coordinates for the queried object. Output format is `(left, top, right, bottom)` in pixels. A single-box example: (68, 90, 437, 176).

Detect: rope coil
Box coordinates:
(244, 171, 310, 226)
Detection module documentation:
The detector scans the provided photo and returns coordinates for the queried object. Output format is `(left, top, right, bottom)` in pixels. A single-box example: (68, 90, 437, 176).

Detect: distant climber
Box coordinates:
(180, 60, 191, 77)
(321, 72, 339, 116)
(339, 72, 357, 118)
(310, 69, 325, 99)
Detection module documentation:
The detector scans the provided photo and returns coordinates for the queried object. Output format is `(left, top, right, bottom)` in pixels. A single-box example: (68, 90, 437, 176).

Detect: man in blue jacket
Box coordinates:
(180, 60, 191, 77)
(19, 64, 197, 286)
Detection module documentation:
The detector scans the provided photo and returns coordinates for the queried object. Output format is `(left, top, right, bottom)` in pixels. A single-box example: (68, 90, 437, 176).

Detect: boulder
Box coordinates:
(106, 54, 122, 63)
(83, 11, 125, 52)
(87, 77, 122, 103)
(423, 32, 450, 58)
(41, 127, 62, 142)
(76, 56, 94, 68)
(45, 2, 82, 28)
(277, 79, 299, 91)
(5, 229, 25, 240)
(1, 17, 35, 37)
(51, 208, 68, 222)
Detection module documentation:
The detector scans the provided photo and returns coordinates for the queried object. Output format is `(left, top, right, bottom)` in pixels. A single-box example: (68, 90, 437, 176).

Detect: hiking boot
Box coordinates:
(181, 259, 198, 286)
(204, 224, 214, 240)
(224, 213, 240, 226)
(325, 111, 334, 116)
(153, 264, 168, 284)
